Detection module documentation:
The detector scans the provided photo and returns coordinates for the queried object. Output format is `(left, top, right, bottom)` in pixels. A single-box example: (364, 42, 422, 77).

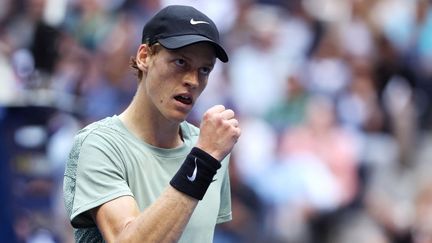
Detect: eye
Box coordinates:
(199, 67, 212, 75)
(175, 59, 186, 67)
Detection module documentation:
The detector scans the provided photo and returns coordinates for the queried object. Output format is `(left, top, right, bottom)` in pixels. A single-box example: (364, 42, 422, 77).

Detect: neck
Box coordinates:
(119, 95, 183, 149)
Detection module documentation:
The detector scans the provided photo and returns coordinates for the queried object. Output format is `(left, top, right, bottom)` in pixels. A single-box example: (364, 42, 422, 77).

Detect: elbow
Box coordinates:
(113, 219, 136, 243)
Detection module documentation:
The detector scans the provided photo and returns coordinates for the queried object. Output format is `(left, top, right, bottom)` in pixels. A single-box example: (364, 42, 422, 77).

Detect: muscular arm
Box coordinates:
(92, 186, 198, 243)
(93, 105, 240, 243)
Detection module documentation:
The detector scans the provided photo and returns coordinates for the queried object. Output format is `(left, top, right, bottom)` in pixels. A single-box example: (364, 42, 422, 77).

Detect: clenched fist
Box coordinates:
(196, 105, 241, 161)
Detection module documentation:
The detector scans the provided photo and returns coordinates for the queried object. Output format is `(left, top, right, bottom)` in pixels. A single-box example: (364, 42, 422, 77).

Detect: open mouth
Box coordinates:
(174, 94, 193, 105)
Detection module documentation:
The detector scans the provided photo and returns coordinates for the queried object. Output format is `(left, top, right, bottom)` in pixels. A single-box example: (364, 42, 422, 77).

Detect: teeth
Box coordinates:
(175, 95, 192, 105)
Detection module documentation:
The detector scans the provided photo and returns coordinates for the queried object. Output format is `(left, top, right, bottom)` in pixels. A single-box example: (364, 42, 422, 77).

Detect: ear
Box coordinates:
(136, 44, 151, 71)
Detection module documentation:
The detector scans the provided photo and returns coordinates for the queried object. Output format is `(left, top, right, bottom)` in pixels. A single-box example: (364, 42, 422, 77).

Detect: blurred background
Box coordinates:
(1, 0, 432, 242)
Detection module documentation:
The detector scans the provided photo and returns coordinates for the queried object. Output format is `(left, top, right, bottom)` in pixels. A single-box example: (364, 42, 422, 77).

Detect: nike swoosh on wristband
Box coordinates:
(190, 18, 209, 25)
(187, 157, 198, 182)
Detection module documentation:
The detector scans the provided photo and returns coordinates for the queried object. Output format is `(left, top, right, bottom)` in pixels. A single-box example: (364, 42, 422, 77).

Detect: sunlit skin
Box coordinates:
(120, 43, 216, 149)
(143, 43, 216, 123)
(92, 42, 241, 243)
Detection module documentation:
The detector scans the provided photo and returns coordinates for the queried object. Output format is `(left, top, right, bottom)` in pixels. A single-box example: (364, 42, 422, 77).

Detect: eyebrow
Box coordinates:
(172, 51, 216, 67)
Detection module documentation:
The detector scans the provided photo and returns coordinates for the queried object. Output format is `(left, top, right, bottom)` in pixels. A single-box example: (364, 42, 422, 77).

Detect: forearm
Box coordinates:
(95, 148, 221, 243)
(116, 186, 198, 243)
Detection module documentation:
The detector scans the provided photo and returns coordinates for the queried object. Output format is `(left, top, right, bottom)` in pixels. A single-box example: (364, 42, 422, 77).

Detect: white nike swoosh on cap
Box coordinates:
(187, 157, 198, 182)
(190, 18, 209, 25)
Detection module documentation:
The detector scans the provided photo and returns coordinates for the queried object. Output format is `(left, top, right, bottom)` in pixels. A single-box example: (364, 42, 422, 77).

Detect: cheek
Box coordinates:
(145, 72, 163, 101)
(148, 81, 167, 104)
(147, 73, 174, 105)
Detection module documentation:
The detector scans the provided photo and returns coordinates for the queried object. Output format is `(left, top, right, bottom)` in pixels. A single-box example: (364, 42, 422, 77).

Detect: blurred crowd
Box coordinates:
(1, 0, 432, 242)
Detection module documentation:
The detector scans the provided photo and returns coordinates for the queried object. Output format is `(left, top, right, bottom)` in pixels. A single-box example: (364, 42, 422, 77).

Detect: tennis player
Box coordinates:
(63, 5, 240, 242)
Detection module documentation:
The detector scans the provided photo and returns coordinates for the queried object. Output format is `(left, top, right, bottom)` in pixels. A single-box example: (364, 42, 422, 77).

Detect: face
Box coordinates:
(138, 42, 216, 123)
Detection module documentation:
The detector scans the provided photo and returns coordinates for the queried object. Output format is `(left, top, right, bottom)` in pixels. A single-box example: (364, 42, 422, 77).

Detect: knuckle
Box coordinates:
(226, 109, 235, 118)
(219, 120, 229, 129)
(213, 114, 222, 124)
(203, 111, 217, 121)
(217, 104, 225, 110)
(203, 111, 211, 119)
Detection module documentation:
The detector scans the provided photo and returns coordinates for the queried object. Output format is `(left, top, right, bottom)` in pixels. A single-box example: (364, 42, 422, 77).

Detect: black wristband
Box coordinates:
(170, 147, 221, 200)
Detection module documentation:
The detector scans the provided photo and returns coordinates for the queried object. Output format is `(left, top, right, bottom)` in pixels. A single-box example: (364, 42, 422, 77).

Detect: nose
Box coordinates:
(183, 70, 200, 89)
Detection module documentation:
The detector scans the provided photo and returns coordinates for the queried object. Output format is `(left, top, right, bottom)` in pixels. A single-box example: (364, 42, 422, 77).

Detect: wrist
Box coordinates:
(169, 147, 221, 200)
(190, 147, 220, 165)
(194, 144, 222, 162)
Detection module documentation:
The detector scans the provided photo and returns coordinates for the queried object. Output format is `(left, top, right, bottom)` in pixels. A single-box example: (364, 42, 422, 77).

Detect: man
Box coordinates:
(63, 5, 241, 243)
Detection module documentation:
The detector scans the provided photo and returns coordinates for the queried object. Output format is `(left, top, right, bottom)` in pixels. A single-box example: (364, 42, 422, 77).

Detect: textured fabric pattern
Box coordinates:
(63, 116, 231, 243)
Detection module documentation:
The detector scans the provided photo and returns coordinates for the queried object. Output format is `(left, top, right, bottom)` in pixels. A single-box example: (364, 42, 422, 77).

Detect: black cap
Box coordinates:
(141, 5, 228, 62)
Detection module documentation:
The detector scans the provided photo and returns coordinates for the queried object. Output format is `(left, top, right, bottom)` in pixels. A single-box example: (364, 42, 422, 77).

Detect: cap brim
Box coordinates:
(158, 35, 228, 63)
